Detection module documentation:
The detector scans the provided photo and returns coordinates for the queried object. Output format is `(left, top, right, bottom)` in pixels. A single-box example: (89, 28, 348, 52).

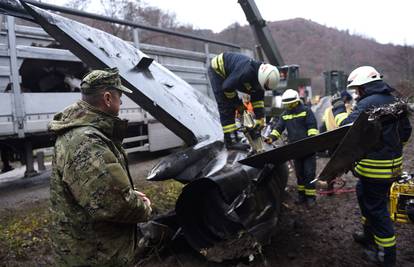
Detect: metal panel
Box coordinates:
(2, 24, 53, 45)
(239, 125, 351, 168)
(7, 15, 24, 137)
(0, 92, 12, 115)
(16, 45, 80, 61)
(0, 92, 13, 135)
(125, 144, 149, 153)
(23, 92, 78, 133)
(148, 122, 184, 152)
(0, 65, 10, 77)
(24, 3, 222, 146)
(0, 4, 227, 146)
(23, 93, 80, 114)
(0, 116, 14, 135)
(140, 43, 212, 61)
(24, 113, 53, 132)
(22, 93, 149, 133)
(318, 113, 381, 182)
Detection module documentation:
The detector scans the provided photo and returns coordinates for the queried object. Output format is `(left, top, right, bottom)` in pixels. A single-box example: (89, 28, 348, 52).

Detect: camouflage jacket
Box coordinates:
(48, 100, 151, 266)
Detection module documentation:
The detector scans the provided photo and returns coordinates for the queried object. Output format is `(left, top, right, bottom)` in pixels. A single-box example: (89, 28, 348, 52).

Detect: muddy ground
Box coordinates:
(1, 136, 414, 266)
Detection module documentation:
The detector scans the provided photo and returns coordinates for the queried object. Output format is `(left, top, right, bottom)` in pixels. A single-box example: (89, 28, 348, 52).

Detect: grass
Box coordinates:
(0, 201, 52, 263)
(140, 180, 184, 214)
(0, 180, 183, 265)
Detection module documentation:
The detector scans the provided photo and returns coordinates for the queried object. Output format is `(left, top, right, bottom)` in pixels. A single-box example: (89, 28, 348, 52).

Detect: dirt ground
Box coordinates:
(1, 130, 414, 266)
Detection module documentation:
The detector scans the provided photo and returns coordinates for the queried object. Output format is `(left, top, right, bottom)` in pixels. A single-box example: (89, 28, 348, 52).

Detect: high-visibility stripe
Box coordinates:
(355, 165, 402, 179)
(307, 128, 319, 136)
(271, 129, 281, 138)
(282, 111, 307, 120)
(356, 165, 402, 173)
(359, 156, 403, 165)
(224, 91, 237, 99)
(298, 185, 305, 191)
(252, 100, 264, 108)
(305, 189, 316, 196)
(359, 161, 402, 168)
(222, 123, 237, 133)
(211, 53, 226, 78)
(334, 112, 348, 126)
(374, 235, 396, 248)
(256, 118, 265, 128)
(361, 216, 367, 225)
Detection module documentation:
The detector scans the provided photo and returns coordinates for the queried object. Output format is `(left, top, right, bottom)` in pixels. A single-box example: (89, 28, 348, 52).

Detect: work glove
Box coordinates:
(332, 99, 345, 110)
(255, 117, 265, 130)
(236, 104, 246, 116)
(331, 94, 345, 110)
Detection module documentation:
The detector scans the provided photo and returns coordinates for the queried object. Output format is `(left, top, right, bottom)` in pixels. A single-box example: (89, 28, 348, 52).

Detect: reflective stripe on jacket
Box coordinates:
(210, 52, 265, 119)
(332, 81, 412, 181)
(270, 103, 319, 143)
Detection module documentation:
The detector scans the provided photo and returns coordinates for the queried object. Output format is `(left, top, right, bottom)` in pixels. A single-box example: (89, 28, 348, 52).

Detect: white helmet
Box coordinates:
(258, 63, 280, 90)
(347, 66, 382, 88)
(281, 89, 300, 104)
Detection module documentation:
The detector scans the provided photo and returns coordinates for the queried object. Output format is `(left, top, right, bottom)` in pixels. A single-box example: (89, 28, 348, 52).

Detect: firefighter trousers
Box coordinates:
(208, 67, 238, 133)
(356, 179, 396, 265)
(293, 154, 316, 199)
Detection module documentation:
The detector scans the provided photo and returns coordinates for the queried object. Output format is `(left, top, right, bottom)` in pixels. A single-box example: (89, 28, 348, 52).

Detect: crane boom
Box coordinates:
(238, 0, 285, 66)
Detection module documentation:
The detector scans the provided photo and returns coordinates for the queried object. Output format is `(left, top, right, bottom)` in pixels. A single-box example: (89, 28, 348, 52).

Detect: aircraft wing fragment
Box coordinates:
(21, 1, 222, 146)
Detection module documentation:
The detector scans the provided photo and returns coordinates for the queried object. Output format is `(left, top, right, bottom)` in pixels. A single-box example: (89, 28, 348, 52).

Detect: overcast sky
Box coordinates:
(49, 0, 414, 46)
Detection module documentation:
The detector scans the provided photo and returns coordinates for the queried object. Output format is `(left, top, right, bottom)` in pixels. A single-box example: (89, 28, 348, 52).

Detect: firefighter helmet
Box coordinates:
(347, 66, 382, 88)
(281, 89, 300, 104)
(258, 64, 280, 90)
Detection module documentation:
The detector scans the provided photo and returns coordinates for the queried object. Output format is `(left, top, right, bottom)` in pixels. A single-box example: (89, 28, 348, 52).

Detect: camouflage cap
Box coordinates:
(81, 67, 132, 94)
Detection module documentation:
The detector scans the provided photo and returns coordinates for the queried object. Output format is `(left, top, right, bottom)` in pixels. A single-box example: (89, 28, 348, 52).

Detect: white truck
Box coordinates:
(0, 11, 241, 175)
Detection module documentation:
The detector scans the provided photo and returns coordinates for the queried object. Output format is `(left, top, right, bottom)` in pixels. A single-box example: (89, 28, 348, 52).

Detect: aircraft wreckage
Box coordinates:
(0, 0, 409, 262)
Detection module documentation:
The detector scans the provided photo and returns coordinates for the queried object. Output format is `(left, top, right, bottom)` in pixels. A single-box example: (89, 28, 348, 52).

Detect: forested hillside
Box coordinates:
(49, 0, 414, 96)
(215, 19, 414, 94)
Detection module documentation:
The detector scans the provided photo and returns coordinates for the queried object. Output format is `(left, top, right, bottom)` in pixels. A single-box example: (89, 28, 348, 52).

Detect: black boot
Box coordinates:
(306, 197, 316, 207)
(1, 165, 14, 173)
(295, 192, 306, 204)
(383, 246, 396, 267)
(363, 246, 396, 267)
(224, 132, 249, 151)
(224, 132, 236, 149)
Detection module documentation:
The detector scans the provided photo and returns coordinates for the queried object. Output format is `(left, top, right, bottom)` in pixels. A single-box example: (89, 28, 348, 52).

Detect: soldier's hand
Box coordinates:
(137, 191, 152, 209)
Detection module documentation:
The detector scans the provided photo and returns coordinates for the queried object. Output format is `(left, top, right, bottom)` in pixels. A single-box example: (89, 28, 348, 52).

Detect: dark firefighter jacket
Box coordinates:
(270, 103, 319, 143)
(210, 52, 265, 119)
(333, 80, 412, 182)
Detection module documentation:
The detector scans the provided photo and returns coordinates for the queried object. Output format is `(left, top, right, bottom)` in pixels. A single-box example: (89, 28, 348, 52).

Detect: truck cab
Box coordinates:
(323, 70, 347, 96)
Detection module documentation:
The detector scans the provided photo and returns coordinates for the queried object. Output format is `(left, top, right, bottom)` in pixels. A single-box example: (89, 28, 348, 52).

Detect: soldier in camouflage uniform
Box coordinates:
(48, 68, 152, 266)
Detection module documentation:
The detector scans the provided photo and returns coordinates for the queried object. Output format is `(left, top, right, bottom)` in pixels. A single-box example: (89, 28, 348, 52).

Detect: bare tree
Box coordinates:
(65, 0, 91, 10)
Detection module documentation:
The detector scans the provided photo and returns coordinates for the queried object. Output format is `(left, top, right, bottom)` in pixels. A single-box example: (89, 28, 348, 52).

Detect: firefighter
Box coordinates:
(322, 90, 353, 132)
(266, 89, 319, 206)
(208, 52, 280, 147)
(332, 66, 412, 267)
